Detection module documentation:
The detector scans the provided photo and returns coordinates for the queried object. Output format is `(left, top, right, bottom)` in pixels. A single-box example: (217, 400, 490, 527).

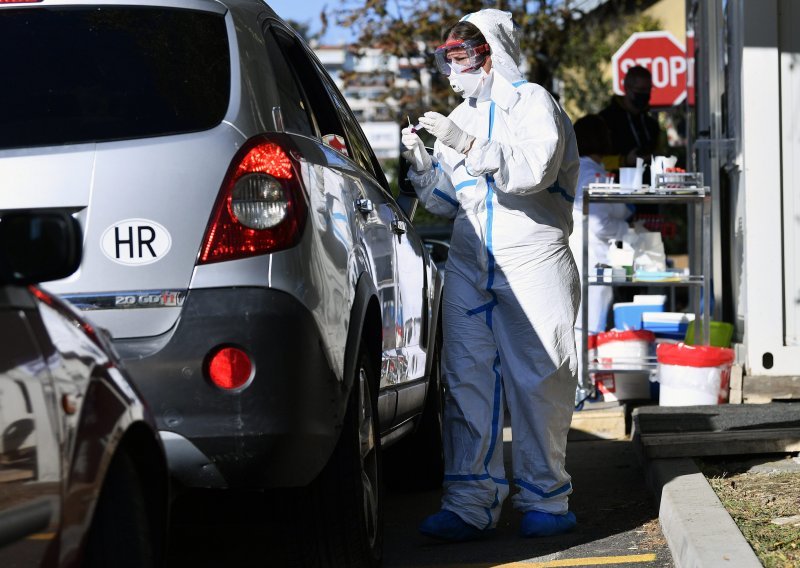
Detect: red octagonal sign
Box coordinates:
(612, 31, 690, 107)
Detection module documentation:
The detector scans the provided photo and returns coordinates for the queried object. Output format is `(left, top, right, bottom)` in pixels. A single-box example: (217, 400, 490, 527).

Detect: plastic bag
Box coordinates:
(630, 222, 666, 272)
(606, 222, 666, 272)
(607, 239, 634, 268)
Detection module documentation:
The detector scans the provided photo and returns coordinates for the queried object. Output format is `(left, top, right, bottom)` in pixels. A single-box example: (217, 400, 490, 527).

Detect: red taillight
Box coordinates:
(207, 346, 253, 390)
(198, 137, 307, 264)
(237, 143, 293, 180)
(0, 1, 43, 3)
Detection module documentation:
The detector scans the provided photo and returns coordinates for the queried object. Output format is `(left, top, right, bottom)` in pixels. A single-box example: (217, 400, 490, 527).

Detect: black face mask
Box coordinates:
(630, 92, 650, 111)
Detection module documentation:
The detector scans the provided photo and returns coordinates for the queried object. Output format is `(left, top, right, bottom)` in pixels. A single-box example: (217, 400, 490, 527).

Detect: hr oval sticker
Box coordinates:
(101, 219, 172, 266)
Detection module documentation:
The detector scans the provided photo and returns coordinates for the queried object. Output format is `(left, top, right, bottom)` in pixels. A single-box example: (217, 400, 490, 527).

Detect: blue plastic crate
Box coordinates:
(613, 302, 665, 330)
(643, 324, 688, 339)
(642, 312, 692, 338)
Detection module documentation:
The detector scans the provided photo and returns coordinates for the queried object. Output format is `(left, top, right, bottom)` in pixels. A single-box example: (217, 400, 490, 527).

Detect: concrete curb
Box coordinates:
(646, 457, 762, 568)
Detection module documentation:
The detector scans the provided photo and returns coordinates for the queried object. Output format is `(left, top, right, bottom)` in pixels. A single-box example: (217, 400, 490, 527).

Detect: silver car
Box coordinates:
(0, 211, 169, 567)
(0, 1, 444, 565)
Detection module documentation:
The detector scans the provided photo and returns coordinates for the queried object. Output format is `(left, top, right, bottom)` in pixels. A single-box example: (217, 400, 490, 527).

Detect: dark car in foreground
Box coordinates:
(0, 211, 168, 567)
(0, 1, 444, 565)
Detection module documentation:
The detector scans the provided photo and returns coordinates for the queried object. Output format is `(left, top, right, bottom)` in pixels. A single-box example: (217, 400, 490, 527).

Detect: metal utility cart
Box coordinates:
(577, 181, 712, 403)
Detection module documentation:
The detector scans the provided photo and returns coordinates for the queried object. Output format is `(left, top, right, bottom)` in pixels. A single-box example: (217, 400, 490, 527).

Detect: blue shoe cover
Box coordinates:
(519, 510, 577, 537)
(418, 510, 493, 542)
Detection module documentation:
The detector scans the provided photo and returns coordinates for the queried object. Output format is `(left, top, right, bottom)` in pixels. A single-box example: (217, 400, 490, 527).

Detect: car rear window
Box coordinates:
(0, 6, 230, 150)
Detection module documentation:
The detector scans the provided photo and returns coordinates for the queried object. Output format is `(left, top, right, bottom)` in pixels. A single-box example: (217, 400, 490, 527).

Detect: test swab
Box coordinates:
(405, 117, 428, 167)
(407, 117, 425, 133)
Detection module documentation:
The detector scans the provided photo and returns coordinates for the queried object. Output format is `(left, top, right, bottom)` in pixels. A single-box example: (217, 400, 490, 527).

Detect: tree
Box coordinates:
(324, 1, 665, 227)
(324, 0, 662, 119)
(284, 11, 328, 44)
(284, 18, 311, 41)
(559, 6, 661, 117)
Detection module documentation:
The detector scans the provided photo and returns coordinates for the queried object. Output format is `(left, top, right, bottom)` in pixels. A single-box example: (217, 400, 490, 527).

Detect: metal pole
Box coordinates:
(703, 192, 712, 344)
(578, 187, 592, 405)
(698, 0, 726, 322)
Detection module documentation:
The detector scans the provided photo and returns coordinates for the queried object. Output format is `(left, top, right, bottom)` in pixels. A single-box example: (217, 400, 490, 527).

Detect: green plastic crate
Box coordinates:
(684, 320, 734, 348)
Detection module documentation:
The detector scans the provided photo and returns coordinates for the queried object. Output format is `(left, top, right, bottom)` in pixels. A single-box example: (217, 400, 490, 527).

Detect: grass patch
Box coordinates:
(698, 456, 800, 568)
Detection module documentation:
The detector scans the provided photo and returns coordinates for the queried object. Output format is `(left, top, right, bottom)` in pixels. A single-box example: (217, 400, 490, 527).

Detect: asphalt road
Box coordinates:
(382, 431, 674, 568)
(167, 429, 673, 567)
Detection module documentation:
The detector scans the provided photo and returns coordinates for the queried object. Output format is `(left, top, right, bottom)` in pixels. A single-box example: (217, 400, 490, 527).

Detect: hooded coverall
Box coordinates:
(407, 9, 581, 530)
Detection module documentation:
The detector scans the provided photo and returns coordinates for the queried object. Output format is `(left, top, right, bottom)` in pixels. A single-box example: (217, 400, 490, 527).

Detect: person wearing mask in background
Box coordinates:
(568, 115, 632, 387)
(599, 65, 665, 176)
(400, 9, 580, 542)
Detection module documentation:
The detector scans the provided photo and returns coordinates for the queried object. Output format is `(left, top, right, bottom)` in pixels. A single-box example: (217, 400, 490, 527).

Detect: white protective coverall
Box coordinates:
(407, 9, 580, 529)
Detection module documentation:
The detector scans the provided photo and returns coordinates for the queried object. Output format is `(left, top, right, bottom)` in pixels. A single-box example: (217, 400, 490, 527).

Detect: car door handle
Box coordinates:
(355, 198, 373, 214)
(391, 218, 407, 235)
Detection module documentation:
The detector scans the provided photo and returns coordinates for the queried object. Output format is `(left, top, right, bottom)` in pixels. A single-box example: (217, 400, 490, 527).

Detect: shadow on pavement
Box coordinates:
(381, 435, 671, 567)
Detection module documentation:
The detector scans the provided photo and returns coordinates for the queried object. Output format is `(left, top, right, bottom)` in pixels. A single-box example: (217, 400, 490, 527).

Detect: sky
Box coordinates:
(267, 0, 355, 44)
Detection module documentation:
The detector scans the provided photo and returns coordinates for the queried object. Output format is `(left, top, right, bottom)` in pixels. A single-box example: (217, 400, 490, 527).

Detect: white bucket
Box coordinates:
(596, 329, 655, 369)
(656, 343, 735, 406)
(594, 330, 655, 401)
(595, 372, 651, 401)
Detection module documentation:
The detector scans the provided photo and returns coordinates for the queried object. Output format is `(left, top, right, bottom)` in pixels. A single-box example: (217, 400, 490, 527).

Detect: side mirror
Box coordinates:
(0, 212, 83, 285)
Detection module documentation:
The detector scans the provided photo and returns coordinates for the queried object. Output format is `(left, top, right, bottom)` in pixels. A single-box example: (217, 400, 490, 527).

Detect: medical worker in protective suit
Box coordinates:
(568, 114, 632, 388)
(401, 9, 580, 541)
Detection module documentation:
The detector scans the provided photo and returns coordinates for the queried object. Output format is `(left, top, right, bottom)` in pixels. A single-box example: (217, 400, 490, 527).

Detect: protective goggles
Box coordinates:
(434, 39, 490, 76)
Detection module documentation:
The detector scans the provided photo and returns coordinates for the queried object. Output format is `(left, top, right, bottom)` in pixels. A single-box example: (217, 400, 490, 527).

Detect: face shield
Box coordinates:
(434, 39, 490, 76)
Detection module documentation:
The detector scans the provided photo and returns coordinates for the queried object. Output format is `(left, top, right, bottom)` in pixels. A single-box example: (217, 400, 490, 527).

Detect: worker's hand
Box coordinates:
(418, 112, 475, 155)
(401, 127, 432, 173)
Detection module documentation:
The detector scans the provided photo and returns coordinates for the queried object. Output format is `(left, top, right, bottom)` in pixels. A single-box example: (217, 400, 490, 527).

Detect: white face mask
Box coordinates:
(449, 67, 485, 99)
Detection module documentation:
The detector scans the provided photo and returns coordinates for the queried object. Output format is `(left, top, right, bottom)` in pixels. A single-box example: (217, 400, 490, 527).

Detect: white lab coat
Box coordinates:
(407, 16, 580, 526)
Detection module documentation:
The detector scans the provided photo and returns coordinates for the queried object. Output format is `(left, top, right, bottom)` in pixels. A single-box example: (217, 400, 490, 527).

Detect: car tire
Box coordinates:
(84, 449, 157, 568)
(287, 340, 383, 568)
(384, 332, 445, 491)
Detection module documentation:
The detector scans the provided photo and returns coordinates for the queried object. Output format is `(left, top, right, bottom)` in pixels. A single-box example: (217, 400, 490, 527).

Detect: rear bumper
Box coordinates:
(114, 287, 348, 489)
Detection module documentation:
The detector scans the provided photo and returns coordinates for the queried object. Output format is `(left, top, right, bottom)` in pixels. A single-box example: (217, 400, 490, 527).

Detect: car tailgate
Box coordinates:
(2, 127, 243, 338)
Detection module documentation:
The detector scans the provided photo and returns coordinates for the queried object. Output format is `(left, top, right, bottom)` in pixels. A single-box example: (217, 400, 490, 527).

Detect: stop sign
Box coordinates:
(612, 31, 689, 107)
